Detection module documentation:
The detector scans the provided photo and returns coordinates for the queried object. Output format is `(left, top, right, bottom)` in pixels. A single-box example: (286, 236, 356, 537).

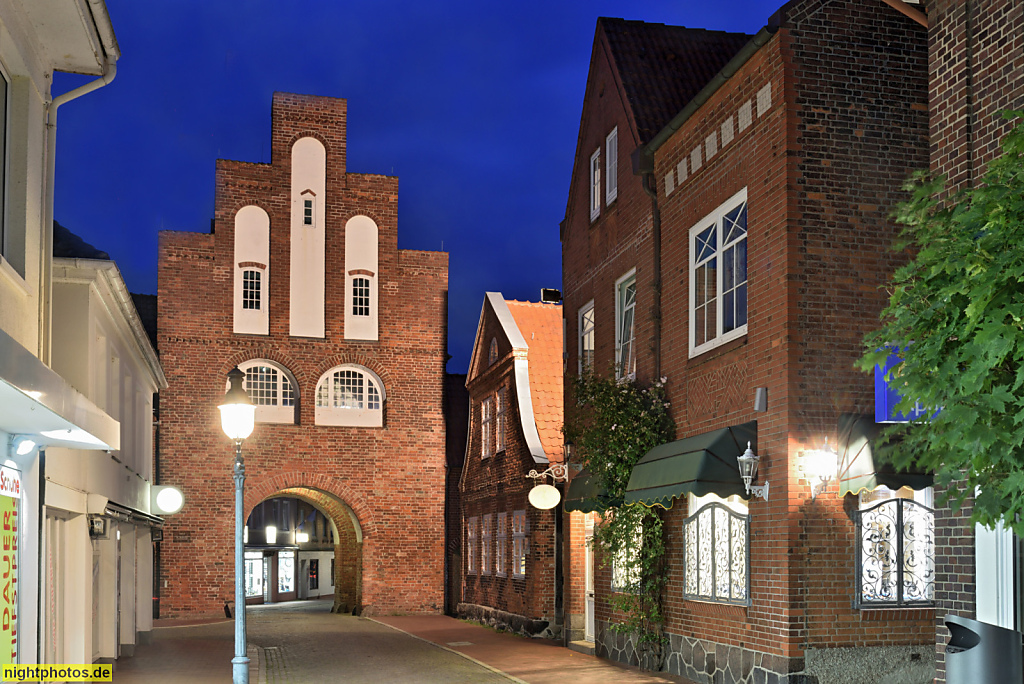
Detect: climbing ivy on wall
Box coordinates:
(564, 373, 674, 669)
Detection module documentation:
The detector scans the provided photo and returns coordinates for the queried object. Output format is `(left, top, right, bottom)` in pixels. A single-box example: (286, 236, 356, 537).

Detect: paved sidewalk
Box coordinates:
(112, 601, 696, 683)
(373, 615, 696, 684)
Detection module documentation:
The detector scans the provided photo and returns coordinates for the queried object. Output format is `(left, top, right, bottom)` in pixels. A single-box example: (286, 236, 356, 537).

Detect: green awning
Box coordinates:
(623, 421, 756, 508)
(563, 469, 616, 513)
(837, 414, 932, 496)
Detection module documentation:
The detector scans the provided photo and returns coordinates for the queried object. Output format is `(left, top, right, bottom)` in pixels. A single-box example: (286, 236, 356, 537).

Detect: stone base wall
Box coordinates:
(457, 602, 557, 639)
(595, 622, 934, 684)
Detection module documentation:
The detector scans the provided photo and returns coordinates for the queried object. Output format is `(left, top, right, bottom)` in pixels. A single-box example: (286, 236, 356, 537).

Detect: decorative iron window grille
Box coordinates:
(682, 502, 750, 605)
(853, 498, 934, 607)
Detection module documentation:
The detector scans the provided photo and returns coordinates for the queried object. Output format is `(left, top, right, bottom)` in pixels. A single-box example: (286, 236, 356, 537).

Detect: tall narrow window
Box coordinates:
(303, 198, 314, 226)
(496, 512, 508, 577)
(352, 277, 370, 316)
(690, 188, 748, 356)
(616, 271, 636, 379)
(606, 127, 618, 204)
(578, 301, 595, 375)
(242, 269, 262, 310)
(495, 387, 507, 452)
(512, 510, 528, 578)
(467, 517, 479, 575)
(481, 514, 493, 575)
(481, 397, 494, 458)
(589, 148, 601, 221)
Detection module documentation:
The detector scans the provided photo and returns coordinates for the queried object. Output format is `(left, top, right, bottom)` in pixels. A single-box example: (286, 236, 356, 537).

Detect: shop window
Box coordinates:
(278, 550, 295, 593)
(854, 486, 934, 607)
(682, 493, 749, 604)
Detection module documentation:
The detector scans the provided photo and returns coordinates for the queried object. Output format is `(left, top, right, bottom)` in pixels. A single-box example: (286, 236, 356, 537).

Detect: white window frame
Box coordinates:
(589, 148, 601, 221)
(496, 512, 508, 577)
(578, 300, 595, 375)
(512, 510, 528, 578)
(611, 526, 641, 592)
(241, 269, 263, 310)
(495, 387, 507, 453)
(236, 360, 298, 424)
(302, 197, 314, 226)
(689, 188, 748, 357)
(481, 514, 493, 576)
(854, 486, 934, 608)
(682, 493, 750, 605)
(467, 517, 478, 575)
(605, 127, 618, 204)
(615, 270, 636, 380)
(351, 276, 371, 317)
(481, 397, 494, 458)
(314, 365, 385, 427)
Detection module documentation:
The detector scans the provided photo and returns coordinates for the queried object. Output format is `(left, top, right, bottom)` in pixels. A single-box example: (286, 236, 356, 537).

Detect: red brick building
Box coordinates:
(459, 294, 567, 636)
(157, 92, 448, 617)
(562, 4, 936, 682)
(923, 1, 1024, 681)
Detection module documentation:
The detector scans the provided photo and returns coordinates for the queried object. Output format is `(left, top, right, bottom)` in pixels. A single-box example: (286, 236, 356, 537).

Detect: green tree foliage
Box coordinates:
(564, 373, 674, 666)
(859, 113, 1024, 534)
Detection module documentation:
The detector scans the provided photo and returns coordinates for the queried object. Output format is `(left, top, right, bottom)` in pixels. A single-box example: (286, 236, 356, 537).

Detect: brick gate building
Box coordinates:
(157, 93, 448, 617)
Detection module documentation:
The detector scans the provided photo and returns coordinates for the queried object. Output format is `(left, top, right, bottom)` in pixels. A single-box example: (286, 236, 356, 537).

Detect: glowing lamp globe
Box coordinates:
(528, 483, 561, 510)
(219, 367, 255, 441)
(152, 485, 184, 515)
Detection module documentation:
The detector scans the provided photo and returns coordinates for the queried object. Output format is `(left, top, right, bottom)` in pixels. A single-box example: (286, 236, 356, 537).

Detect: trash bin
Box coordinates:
(945, 614, 1024, 684)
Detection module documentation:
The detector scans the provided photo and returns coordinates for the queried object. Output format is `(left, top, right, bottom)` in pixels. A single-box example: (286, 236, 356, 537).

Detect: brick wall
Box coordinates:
(460, 306, 557, 629)
(157, 93, 448, 617)
(565, 1, 933, 681)
(925, 2, 1024, 681)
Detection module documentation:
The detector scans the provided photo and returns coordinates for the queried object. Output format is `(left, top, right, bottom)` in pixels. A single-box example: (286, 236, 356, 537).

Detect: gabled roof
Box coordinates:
(600, 18, 752, 145)
(505, 300, 564, 464)
(466, 293, 563, 465)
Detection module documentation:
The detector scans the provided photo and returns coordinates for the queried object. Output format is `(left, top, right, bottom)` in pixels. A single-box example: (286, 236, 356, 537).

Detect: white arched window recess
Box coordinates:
(344, 215, 379, 341)
(234, 205, 270, 335)
(314, 365, 385, 427)
(232, 360, 299, 424)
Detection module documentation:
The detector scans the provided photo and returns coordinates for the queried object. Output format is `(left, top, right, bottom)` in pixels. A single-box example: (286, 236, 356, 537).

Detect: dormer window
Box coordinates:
(303, 199, 314, 225)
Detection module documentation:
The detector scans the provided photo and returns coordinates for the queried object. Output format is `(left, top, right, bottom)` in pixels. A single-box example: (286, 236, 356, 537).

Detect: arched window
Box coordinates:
(234, 205, 270, 335)
(314, 365, 385, 427)
(344, 215, 379, 340)
(236, 360, 298, 424)
(488, 338, 498, 365)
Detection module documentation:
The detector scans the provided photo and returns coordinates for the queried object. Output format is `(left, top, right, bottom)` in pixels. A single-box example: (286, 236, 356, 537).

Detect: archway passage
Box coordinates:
(243, 486, 363, 615)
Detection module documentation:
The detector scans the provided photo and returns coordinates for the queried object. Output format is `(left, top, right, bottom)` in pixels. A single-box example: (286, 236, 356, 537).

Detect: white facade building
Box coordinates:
(0, 0, 124, 666)
(49, 258, 166, 663)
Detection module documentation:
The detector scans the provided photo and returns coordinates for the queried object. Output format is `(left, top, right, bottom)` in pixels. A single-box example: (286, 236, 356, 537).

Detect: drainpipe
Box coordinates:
(40, 0, 119, 364)
(641, 171, 661, 381)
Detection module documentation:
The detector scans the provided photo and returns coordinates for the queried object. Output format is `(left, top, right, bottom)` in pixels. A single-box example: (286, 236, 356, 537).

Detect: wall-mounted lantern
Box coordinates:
(736, 442, 769, 500)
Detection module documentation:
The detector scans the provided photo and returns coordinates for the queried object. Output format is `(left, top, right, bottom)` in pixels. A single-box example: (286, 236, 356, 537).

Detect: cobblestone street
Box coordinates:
(112, 599, 693, 683)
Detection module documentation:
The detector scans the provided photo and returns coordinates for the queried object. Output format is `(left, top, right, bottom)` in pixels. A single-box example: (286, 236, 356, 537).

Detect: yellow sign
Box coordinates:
(0, 466, 19, 667)
(2, 664, 112, 682)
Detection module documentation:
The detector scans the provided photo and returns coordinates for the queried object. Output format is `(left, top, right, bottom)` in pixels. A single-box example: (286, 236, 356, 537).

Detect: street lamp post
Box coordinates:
(219, 367, 255, 684)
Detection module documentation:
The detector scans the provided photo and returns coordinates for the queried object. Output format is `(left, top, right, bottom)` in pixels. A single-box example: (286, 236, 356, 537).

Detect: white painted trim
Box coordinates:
(689, 187, 749, 358)
(605, 127, 618, 204)
(235, 359, 299, 425)
(614, 269, 636, 380)
(589, 148, 601, 222)
(578, 299, 594, 376)
(975, 523, 1016, 629)
(313, 364, 385, 428)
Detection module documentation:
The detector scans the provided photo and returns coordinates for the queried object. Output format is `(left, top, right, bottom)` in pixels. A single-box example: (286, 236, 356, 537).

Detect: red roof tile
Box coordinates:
(505, 300, 564, 463)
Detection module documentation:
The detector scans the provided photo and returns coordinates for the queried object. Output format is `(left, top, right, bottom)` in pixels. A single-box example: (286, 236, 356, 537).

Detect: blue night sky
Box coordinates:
(53, 0, 782, 374)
